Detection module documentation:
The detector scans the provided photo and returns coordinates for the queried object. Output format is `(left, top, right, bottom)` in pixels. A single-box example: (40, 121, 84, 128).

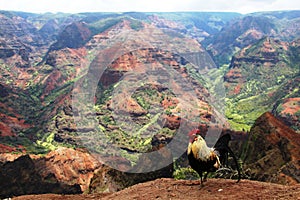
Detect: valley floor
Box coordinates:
(13, 178, 300, 200)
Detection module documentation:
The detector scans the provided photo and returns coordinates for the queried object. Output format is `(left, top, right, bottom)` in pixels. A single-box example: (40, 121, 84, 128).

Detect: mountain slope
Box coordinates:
(242, 112, 300, 184)
(224, 37, 300, 130)
(0, 10, 298, 157)
(0, 11, 227, 156)
(204, 11, 300, 66)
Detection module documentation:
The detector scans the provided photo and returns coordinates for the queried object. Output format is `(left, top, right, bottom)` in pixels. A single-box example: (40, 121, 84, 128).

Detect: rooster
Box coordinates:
(187, 129, 241, 186)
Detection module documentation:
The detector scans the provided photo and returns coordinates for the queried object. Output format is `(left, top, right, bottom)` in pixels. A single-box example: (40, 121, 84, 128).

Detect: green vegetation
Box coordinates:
(132, 87, 159, 110)
(136, 113, 160, 136)
(225, 93, 273, 131)
(173, 167, 199, 180)
(225, 78, 297, 131)
(88, 17, 122, 35)
(0, 135, 48, 154)
(36, 132, 57, 151)
(128, 18, 144, 31)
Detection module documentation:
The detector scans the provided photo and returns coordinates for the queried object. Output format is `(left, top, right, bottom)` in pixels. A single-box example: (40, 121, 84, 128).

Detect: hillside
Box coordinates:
(242, 112, 300, 184)
(0, 10, 299, 153)
(224, 37, 300, 131)
(0, 10, 233, 154)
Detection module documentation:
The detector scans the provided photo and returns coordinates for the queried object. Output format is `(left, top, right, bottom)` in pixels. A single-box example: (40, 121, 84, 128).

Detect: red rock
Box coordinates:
(35, 147, 101, 192)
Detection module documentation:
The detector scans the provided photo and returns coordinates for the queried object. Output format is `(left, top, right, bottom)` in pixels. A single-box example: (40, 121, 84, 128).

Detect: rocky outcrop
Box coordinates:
(230, 37, 286, 67)
(224, 38, 285, 91)
(35, 147, 101, 192)
(273, 97, 300, 132)
(243, 112, 300, 184)
(0, 147, 104, 198)
(0, 154, 81, 198)
(0, 136, 174, 197)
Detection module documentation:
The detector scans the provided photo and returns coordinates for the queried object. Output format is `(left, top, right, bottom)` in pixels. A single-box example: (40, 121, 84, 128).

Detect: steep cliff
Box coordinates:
(243, 112, 300, 184)
(0, 153, 82, 198)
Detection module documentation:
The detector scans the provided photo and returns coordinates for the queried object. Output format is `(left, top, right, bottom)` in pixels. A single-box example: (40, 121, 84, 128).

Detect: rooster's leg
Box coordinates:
(199, 172, 204, 187)
(203, 172, 208, 182)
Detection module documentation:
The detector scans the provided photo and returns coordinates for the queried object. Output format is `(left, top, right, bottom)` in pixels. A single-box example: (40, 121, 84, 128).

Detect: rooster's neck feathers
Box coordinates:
(188, 135, 220, 162)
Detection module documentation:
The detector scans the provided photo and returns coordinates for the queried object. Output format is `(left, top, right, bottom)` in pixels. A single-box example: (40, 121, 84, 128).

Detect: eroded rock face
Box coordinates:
(0, 141, 174, 197)
(0, 154, 81, 198)
(272, 77, 300, 133)
(243, 112, 300, 184)
(225, 37, 292, 96)
(0, 147, 104, 198)
(274, 97, 300, 132)
(35, 147, 101, 192)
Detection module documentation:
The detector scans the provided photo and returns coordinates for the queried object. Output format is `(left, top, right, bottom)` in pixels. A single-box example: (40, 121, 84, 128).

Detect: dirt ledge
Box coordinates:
(13, 178, 300, 200)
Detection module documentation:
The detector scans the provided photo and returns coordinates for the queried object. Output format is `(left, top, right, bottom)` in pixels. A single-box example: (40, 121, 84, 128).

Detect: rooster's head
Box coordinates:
(188, 129, 201, 143)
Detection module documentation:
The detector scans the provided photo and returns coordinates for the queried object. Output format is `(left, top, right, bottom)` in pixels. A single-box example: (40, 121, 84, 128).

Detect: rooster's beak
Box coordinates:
(189, 134, 197, 142)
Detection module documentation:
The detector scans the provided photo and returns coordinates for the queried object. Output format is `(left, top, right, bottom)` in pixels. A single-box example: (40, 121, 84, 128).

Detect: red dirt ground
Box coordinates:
(13, 178, 300, 200)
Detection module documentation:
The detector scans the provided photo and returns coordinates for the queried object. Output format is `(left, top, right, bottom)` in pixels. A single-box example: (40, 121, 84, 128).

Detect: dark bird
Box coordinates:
(187, 129, 241, 186)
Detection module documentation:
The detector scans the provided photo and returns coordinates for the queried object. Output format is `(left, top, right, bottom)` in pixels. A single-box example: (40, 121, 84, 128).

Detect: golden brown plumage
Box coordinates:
(187, 130, 221, 185)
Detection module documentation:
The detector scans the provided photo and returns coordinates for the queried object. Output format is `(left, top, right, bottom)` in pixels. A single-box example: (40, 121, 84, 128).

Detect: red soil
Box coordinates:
(13, 178, 300, 200)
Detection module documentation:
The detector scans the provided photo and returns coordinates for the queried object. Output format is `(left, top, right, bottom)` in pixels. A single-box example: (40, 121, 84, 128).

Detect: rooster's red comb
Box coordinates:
(188, 129, 200, 136)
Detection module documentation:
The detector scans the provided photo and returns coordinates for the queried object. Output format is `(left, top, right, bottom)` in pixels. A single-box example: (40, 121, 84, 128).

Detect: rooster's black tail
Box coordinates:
(214, 134, 241, 182)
